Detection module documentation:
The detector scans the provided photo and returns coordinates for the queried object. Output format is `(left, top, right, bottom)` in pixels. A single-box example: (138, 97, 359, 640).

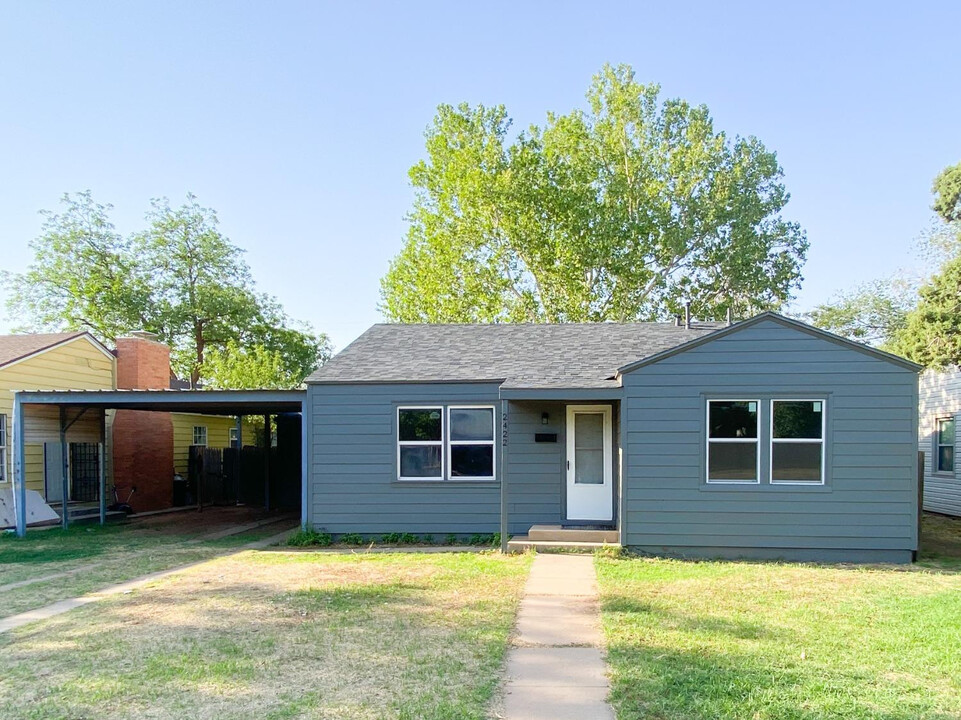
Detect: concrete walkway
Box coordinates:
(502, 553, 615, 720)
(0, 526, 295, 634)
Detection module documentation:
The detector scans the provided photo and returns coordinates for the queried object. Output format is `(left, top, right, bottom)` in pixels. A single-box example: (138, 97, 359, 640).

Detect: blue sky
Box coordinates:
(1, 1, 959, 351)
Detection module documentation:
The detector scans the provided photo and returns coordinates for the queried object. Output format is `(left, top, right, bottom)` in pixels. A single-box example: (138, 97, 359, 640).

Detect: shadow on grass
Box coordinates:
(290, 581, 429, 613)
(603, 595, 782, 641)
(0, 528, 116, 565)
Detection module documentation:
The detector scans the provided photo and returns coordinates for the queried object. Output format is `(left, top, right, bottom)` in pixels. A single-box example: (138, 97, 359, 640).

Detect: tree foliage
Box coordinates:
(933, 162, 961, 224)
(806, 279, 915, 347)
(381, 64, 808, 323)
(5, 192, 329, 387)
(890, 256, 961, 368)
(201, 340, 316, 389)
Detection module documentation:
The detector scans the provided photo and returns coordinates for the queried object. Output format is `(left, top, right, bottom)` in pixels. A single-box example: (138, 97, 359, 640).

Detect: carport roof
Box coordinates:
(14, 388, 305, 415)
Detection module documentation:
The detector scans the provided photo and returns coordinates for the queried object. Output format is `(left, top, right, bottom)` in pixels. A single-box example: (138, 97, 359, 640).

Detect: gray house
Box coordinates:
(305, 312, 921, 562)
(918, 367, 961, 517)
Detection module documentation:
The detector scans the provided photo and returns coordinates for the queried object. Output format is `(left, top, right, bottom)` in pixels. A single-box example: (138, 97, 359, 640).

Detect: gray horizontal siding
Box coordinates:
(621, 317, 919, 561)
(504, 401, 565, 531)
(918, 368, 961, 517)
(307, 382, 502, 534)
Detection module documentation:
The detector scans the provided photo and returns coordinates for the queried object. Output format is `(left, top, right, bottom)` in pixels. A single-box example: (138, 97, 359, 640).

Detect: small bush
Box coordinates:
(446, 533, 459, 546)
(399, 532, 419, 544)
(423, 534, 434, 545)
(380, 532, 402, 544)
(594, 544, 625, 559)
(467, 533, 501, 547)
(287, 529, 332, 547)
(338, 533, 366, 546)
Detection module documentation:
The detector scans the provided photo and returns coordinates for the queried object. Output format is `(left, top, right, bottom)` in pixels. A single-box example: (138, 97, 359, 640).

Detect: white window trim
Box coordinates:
(706, 399, 760, 484)
(769, 399, 826, 486)
(0, 414, 6, 483)
(447, 405, 496, 481)
(935, 416, 956, 475)
(397, 406, 445, 481)
(193, 425, 208, 447)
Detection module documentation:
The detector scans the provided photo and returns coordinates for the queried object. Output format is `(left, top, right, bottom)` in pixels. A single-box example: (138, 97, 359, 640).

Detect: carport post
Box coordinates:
(235, 415, 243, 505)
(60, 406, 69, 530)
(13, 393, 26, 538)
(300, 394, 308, 530)
(262, 414, 270, 511)
(98, 410, 106, 526)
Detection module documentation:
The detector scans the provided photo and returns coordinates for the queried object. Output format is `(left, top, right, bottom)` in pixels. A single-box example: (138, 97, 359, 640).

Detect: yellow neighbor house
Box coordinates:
(0, 332, 114, 496)
(0, 332, 244, 507)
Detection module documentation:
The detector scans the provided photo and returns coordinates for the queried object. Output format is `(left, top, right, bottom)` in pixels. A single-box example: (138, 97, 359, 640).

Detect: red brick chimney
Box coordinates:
(112, 331, 175, 512)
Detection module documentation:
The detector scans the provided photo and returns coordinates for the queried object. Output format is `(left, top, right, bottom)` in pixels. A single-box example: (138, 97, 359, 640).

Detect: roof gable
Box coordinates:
(0, 332, 115, 370)
(616, 312, 922, 375)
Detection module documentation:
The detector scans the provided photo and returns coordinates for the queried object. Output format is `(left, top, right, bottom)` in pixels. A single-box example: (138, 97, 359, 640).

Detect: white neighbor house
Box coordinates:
(919, 368, 961, 517)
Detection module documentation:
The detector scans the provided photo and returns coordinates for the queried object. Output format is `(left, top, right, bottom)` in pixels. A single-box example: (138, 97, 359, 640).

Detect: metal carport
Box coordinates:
(10, 389, 306, 537)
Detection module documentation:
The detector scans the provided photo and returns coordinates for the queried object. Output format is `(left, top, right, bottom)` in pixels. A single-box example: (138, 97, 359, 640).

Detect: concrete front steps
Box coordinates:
(507, 525, 619, 554)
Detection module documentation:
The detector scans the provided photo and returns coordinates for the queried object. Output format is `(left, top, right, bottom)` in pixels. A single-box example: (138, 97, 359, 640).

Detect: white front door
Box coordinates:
(566, 405, 613, 522)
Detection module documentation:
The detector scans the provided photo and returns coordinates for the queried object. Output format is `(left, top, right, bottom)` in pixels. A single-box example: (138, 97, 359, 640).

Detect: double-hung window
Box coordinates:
(0, 414, 6, 483)
(448, 406, 495, 478)
(937, 417, 955, 473)
(397, 405, 496, 481)
(771, 400, 825, 484)
(706, 400, 759, 483)
(398, 407, 444, 479)
(192, 425, 208, 447)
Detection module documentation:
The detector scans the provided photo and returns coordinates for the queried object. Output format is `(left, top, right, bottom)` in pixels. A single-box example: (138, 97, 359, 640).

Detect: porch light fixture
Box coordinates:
(541, 412, 549, 425)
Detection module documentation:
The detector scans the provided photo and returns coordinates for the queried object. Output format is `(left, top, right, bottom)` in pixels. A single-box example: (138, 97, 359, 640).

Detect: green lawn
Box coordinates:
(0, 511, 292, 618)
(0, 550, 532, 720)
(597, 513, 961, 720)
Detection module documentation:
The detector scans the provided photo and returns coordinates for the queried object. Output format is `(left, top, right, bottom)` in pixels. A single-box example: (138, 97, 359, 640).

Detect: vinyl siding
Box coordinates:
(621, 318, 919, 562)
(918, 368, 961, 516)
(0, 337, 114, 493)
(307, 383, 503, 535)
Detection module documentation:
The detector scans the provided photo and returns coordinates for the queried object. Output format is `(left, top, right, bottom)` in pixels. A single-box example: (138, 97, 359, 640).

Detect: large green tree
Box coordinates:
(891, 256, 961, 367)
(381, 64, 808, 323)
(6, 192, 329, 386)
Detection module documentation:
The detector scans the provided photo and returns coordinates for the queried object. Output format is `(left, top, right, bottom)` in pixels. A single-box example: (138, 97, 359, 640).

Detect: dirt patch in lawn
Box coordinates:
(0, 550, 531, 720)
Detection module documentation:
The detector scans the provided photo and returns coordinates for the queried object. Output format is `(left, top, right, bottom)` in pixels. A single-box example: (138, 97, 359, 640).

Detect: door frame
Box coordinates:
(565, 404, 614, 523)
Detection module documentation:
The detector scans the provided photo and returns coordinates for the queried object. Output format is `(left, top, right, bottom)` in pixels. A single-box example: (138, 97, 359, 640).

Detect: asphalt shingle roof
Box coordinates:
(307, 322, 725, 389)
(0, 332, 89, 369)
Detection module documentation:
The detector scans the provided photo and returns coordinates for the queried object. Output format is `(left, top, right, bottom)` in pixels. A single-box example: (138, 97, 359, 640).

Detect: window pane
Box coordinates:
(450, 445, 494, 477)
(575, 448, 604, 484)
(772, 442, 823, 482)
(399, 409, 442, 442)
(574, 413, 604, 450)
(450, 408, 494, 441)
(709, 401, 757, 439)
(400, 445, 442, 477)
(939, 418, 955, 446)
(773, 401, 823, 439)
(708, 442, 757, 481)
(939, 445, 955, 473)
